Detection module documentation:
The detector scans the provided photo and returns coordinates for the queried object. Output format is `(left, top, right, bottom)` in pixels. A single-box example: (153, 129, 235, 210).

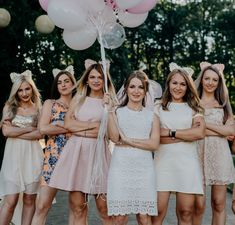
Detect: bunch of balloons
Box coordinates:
(39, 0, 158, 50)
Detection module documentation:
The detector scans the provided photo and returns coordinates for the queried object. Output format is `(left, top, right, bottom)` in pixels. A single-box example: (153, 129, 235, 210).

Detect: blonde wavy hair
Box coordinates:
(1, 74, 42, 123)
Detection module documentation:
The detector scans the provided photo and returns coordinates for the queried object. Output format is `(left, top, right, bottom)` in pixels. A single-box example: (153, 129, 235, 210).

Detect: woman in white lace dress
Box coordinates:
(152, 63, 205, 225)
(0, 70, 43, 225)
(107, 71, 160, 225)
(193, 62, 235, 225)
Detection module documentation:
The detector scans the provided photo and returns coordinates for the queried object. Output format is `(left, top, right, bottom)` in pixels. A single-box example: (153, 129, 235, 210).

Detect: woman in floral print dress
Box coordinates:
(32, 67, 76, 225)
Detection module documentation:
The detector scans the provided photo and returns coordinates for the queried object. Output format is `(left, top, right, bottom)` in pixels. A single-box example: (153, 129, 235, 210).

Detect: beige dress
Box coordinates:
(204, 108, 235, 185)
(0, 114, 43, 197)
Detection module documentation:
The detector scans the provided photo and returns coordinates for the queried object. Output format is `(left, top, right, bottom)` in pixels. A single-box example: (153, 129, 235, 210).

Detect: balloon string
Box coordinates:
(88, 11, 108, 93)
(99, 30, 108, 93)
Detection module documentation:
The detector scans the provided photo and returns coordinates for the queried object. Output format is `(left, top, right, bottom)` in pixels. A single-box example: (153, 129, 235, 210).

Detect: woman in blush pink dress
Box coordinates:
(49, 59, 117, 225)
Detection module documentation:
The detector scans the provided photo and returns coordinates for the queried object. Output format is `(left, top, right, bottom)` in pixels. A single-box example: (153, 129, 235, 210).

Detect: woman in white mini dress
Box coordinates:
(107, 70, 160, 225)
(152, 63, 205, 225)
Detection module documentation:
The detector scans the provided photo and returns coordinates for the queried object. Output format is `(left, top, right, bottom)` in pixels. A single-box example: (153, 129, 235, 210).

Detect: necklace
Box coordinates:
(127, 105, 143, 112)
(201, 98, 218, 108)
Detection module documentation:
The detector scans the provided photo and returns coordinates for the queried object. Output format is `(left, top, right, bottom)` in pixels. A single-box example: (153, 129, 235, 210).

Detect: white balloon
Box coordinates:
(0, 8, 11, 28)
(63, 26, 98, 50)
(85, 0, 106, 13)
(118, 11, 148, 28)
(35, 15, 55, 34)
(47, 0, 87, 31)
(98, 22, 126, 49)
(116, 0, 144, 9)
(100, 5, 116, 23)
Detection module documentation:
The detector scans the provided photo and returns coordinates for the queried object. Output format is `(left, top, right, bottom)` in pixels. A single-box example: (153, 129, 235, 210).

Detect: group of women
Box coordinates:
(0, 59, 234, 225)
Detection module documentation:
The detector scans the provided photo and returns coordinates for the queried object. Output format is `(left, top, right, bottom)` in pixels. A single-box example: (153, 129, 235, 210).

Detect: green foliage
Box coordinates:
(0, 0, 234, 108)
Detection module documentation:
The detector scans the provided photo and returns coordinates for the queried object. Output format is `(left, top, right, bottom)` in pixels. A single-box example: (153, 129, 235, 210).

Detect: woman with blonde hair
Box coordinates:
(49, 59, 117, 225)
(0, 70, 43, 225)
(193, 62, 235, 225)
(32, 66, 76, 225)
(152, 63, 205, 225)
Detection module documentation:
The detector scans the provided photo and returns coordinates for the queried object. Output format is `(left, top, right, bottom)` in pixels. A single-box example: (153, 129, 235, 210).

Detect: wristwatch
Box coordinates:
(171, 129, 176, 139)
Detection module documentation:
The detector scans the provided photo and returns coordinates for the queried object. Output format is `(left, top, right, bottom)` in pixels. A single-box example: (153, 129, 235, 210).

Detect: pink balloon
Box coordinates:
(127, 0, 157, 14)
(39, 0, 49, 11)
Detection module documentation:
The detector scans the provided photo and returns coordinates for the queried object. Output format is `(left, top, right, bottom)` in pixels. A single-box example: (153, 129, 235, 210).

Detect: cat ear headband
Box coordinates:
(52, 65, 74, 78)
(169, 62, 194, 77)
(84, 59, 110, 71)
(200, 61, 225, 73)
(10, 70, 32, 83)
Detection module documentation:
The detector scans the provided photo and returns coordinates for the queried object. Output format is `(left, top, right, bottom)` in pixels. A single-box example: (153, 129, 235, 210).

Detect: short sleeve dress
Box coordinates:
(49, 96, 111, 194)
(203, 108, 235, 185)
(0, 114, 43, 197)
(41, 100, 71, 185)
(107, 106, 157, 216)
(154, 102, 204, 194)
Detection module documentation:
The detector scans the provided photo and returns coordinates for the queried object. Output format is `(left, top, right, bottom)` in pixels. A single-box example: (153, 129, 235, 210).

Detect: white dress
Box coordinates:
(0, 114, 43, 197)
(154, 102, 203, 194)
(107, 106, 157, 216)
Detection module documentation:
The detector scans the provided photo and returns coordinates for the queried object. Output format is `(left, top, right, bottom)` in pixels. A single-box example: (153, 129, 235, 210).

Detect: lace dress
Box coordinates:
(204, 108, 235, 185)
(0, 114, 43, 197)
(107, 107, 157, 216)
(41, 100, 71, 185)
(154, 103, 203, 194)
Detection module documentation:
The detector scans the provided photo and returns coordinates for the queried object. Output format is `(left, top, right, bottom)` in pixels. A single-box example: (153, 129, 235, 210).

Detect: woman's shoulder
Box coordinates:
(43, 99, 55, 106)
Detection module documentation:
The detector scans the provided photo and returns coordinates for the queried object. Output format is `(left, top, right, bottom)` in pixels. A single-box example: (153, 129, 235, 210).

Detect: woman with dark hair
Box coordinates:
(32, 66, 76, 225)
(0, 70, 43, 225)
(152, 63, 205, 225)
(107, 70, 160, 225)
(193, 62, 235, 225)
(49, 59, 117, 225)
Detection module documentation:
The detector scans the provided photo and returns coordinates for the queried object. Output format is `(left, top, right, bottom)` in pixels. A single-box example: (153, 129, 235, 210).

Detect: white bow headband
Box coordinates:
(84, 59, 110, 71)
(52, 65, 74, 78)
(169, 62, 194, 77)
(10, 70, 32, 83)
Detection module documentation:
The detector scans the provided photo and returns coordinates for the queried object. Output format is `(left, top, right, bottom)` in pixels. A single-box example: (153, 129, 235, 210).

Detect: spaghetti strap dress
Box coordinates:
(203, 108, 235, 185)
(0, 114, 43, 197)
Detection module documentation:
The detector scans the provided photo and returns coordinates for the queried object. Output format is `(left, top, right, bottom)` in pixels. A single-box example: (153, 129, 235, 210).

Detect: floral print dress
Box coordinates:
(41, 100, 70, 185)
